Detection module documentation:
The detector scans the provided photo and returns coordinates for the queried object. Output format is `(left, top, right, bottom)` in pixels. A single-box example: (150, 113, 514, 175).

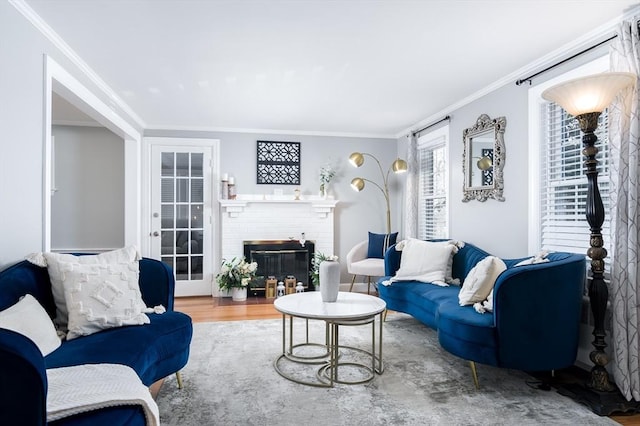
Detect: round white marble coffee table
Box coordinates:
(273, 291, 386, 387)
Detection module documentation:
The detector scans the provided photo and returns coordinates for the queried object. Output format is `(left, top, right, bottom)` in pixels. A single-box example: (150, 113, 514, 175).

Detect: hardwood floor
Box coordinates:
(175, 294, 280, 322)
(174, 295, 640, 425)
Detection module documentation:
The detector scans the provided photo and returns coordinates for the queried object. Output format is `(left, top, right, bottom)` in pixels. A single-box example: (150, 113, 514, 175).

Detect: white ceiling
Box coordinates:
(26, 0, 640, 138)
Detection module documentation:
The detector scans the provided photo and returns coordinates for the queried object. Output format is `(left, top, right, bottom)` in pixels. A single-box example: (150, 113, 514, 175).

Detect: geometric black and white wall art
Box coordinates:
(256, 141, 301, 185)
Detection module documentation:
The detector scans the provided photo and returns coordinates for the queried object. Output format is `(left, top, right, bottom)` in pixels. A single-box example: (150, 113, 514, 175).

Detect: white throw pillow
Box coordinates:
(34, 246, 139, 332)
(390, 239, 459, 286)
(458, 256, 507, 306)
(0, 294, 61, 356)
(61, 260, 150, 340)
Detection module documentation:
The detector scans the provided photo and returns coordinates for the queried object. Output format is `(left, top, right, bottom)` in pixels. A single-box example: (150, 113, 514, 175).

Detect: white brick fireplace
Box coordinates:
(218, 195, 338, 293)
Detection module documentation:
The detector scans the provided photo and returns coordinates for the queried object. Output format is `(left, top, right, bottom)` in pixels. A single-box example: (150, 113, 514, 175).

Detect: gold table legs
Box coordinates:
(274, 313, 384, 387)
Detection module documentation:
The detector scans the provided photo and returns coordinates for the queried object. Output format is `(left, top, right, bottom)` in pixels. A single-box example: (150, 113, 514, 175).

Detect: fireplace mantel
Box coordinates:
(220, 196, 338, 218)
(218, 194, 337, 296)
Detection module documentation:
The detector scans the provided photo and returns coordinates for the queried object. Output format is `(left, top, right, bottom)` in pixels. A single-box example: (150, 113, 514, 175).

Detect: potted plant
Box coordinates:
(216, 256, 258, 302)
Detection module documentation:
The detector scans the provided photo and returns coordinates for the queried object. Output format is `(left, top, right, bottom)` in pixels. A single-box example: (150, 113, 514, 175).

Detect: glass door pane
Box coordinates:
(159, 152, 205, 281)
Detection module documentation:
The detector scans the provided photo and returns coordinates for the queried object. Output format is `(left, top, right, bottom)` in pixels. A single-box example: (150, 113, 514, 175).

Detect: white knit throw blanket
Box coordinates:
(46, 364, 159, 425)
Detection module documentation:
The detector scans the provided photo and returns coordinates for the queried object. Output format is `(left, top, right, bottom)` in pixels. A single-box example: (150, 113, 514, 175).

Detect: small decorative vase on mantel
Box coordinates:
(319, 183, 327, 199)
(232, 287, 247, 302)
(319, 260, 340, 302)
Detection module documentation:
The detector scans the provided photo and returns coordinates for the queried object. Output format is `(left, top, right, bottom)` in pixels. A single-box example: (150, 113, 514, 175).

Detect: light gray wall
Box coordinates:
(397, 85, 530, 258)
(0, 2, 142, 268)
(51, 125, 125, 250)
(397, 48, 609, 259)
(1, 3, 49, 267)
(144, 129, 399, 282)
(447, 82, 530, 258)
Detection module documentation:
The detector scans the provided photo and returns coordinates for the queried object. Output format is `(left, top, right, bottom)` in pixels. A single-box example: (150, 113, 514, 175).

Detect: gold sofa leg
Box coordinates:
(383, 309, 388, 322)
(176, 371, 184, 389)
(349, 275, 357, 292)
(367, 276, 372, 294)
(469, 361, 479, 389)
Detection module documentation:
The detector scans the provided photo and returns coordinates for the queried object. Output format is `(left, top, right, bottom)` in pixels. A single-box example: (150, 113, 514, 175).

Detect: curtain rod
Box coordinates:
(515, 34, 617, 86)
(412, 115, 451, 136)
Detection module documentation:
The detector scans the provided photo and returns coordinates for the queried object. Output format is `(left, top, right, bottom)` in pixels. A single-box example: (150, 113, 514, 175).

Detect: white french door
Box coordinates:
(148, 139, 217, 296)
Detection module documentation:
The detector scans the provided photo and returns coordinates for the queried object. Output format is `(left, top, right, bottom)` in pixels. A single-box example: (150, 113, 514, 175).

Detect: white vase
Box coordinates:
(320, 184, 328, 199)
(232, 287, 247, 302)
(319, 260, 340, 302)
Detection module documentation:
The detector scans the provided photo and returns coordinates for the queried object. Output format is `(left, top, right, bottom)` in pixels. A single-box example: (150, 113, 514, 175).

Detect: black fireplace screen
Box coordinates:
(243, 240, 315, 291)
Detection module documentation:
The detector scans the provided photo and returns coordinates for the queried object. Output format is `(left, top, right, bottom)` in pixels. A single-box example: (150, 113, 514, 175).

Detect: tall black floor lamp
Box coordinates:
(542, 72, 636, 414)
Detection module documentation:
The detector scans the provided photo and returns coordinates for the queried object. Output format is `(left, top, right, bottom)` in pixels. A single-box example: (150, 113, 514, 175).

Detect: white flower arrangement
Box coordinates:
(319, 164, 336, 186)
(216, 256, 258, 290)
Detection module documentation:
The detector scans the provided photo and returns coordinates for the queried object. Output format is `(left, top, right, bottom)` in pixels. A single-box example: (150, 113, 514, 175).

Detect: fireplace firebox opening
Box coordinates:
(243, 240, 316, 296)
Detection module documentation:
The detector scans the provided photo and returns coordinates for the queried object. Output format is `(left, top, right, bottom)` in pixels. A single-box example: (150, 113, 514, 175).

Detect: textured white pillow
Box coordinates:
(0, 294, 61, 356)
(61, 261, 150, 340)
(390, 239, 459, 286)
(459, 256, 507, 306)
(35, 246, 139, 332)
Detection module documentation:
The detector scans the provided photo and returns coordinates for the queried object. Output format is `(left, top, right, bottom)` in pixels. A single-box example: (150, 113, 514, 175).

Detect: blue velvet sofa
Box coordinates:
(378, 241, 586, 384)
(0, 257, 193, 426)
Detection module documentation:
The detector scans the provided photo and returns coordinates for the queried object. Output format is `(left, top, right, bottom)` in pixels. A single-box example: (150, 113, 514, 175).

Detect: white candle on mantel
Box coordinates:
(228, 177, 235, 185)
(222, 173, 229, 181)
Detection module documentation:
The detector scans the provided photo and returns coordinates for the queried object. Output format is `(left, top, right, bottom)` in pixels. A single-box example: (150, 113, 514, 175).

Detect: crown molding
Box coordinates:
(10, 0, 146, 129)
(395, 5, 640, 139)
(145, 124, 396, 140)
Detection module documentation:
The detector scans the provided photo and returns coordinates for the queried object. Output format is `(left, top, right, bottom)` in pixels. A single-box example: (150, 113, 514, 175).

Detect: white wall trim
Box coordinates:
(10, 0, 146, 130)
(146, 125, 396, 140)
(526, 55, 609, 253)
(396, 7, 638, 139)
(52, 120, 104, 128)
(43, 55, 143, 251)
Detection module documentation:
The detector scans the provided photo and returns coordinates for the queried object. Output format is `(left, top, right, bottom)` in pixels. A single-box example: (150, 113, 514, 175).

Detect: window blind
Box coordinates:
(540, 102, 610, 262)
(418, 136, 447, 240)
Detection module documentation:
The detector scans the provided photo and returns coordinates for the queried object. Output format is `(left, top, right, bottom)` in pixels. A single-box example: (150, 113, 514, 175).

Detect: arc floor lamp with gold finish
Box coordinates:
(542, 72, 635, 399)
(348, 152, 407, 234)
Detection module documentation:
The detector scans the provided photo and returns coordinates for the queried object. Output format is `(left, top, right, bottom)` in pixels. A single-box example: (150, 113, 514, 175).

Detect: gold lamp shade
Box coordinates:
(347, 151, 407, 234)
(476, 156, 492, 171)
(541, 72, 636, 116)
(349, 152, 364, 167)
(392, 158, 408, 173)
(350, 177, 365, 192)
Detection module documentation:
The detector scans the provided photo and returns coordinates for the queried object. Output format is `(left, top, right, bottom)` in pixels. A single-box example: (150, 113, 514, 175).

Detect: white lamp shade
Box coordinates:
(541, 72, 636, 116)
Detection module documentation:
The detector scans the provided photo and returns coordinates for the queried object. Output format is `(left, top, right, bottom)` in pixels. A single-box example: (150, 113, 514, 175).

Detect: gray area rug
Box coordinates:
(156, 313, 614, 425)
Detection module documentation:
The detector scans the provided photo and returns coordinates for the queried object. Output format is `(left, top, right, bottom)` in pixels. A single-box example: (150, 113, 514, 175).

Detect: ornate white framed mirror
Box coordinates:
(462, 114, 506, 202)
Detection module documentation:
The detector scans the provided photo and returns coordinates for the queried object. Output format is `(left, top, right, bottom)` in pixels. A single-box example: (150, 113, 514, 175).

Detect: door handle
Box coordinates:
(152, 231, 160, 237)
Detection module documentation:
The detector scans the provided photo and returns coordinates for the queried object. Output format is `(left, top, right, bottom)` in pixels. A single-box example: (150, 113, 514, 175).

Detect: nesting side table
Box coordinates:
(273, 291, 386, 387)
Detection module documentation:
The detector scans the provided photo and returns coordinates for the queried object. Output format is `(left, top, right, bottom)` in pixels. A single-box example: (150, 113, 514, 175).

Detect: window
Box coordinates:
(529, 56, 610, 272)
(540, 104, 610, 256)
(417, 127, 448, 240)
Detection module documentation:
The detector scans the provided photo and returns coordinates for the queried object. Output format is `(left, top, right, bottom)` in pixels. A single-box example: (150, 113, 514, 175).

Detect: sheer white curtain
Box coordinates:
(609, 16, 640, 401)
(403, 133, 418, 238)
